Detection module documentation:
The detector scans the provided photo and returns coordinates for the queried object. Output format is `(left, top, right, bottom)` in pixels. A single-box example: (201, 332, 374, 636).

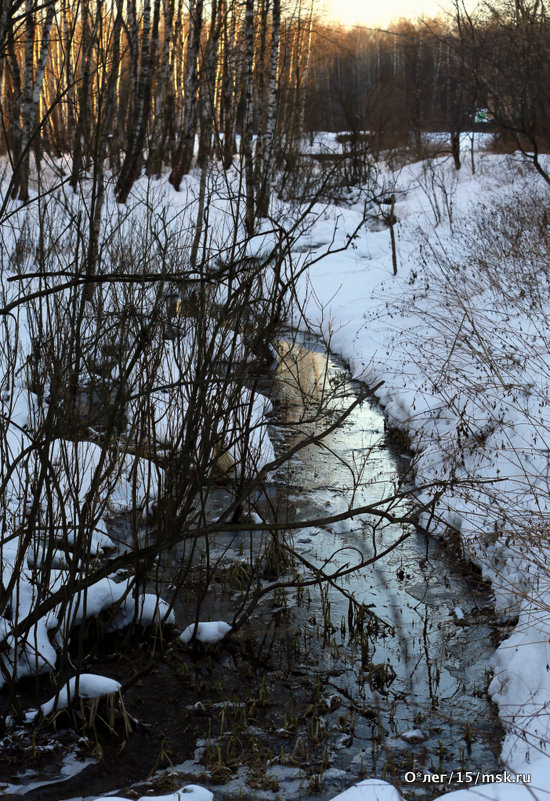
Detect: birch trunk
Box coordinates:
(63, 0, 76, 159)
(242, 0, 255, 234)
(14, 0, 35, 199)
(256, 0, 280, 218)
(169, 0, 203, 189)
(16, 0, 55, 201)
(294, 0, 313, 141)
(115, 0, 158, 202)
(86, 0, 124, 283)
(220, 0, 237, 169)
(173, 0, 185, 128)
(197, 0, 221, 167)
(253, 0, 269, 181)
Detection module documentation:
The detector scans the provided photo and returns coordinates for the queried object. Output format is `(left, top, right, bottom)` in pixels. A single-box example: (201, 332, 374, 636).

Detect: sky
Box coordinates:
(320, 0, 450, 27)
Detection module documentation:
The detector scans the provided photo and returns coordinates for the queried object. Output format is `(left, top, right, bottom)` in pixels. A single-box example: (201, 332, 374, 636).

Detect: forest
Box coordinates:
(1, 0, 550, 200)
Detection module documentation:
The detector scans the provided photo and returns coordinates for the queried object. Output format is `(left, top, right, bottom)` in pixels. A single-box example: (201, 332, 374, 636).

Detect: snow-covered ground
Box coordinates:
(3, 137, 550, 800)
(0, 167, 275, 691)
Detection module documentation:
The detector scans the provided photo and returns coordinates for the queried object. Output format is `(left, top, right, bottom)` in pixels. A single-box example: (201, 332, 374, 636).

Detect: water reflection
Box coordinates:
(168, 337, 502, 797)
(265, 338, 501, 789)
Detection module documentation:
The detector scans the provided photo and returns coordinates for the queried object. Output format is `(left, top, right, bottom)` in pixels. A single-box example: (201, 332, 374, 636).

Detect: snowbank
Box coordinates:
(328, 778, 403, 800)
(94, 786, 213, 801)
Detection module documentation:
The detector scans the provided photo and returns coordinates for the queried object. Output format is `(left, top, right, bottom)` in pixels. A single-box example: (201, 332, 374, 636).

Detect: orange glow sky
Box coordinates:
(320, 0, 452, 27)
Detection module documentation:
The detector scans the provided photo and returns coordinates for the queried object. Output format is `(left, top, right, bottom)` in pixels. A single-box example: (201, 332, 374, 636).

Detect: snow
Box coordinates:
(0, 572, 174, 687)
(123, 330, 274, 472)
(327, 778, 403, 801)
(109, 592, 176, 630)
(25, 673, 122, 722)
(4, 138, 550, 801)
(335, 771, 550, 801)
(94, 787, 213, 801)
(0, 752, 95, 795)
(399, 728, 425, 742)
(294, 145, 550, 799)
(180, 620, 232, 644)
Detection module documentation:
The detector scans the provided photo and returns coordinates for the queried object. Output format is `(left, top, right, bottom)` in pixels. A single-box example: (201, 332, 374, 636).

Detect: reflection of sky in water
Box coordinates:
(166, 338, 501, 787)
(269, 341, 501, 779)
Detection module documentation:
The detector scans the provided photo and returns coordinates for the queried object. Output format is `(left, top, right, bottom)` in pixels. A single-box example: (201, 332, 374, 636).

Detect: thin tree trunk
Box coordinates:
(70, 0, 93, 190)
(148, 0, 176, 175)
(14, 0, 35, 200)
(256, 0, 280, 218)
(190, 162, 208, 267)
(173, 0, 185, 128)
(5, 28, 22, 169)
(295, 0, 313, 140)
(253, 0, 269, 183)
(16, 0, 55, 201)
(86, 0, 124, 286)
(220, 0, 237, 169)
(63, 0, 76, 158)
(0, 0, 13, 91)
(197, 0, 220, 167)
(116, 0, 162, 203)
(243, 0, 255, 234)
(109, 0, 125, 170)
(169, 0, 203, 189)
(389, 194, 397, 276)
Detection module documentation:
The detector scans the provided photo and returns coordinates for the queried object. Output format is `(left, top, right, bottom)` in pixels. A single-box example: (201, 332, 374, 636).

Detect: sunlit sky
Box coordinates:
(320, 0, 452, 27)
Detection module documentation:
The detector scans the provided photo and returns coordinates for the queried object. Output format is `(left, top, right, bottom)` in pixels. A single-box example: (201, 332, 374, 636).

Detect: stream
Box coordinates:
(0, 337, 503, 801)
(260, 337, 503, 794)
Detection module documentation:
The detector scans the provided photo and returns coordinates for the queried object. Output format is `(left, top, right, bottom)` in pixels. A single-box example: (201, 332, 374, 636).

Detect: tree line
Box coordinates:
(308, 0, 550, 176)
(0, 0, 315, 218)
(0, 0, 549, 209)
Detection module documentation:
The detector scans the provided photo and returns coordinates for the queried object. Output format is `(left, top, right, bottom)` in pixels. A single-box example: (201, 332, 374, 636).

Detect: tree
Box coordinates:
(453, 0, 550, 183)
(115, 0, 161, 203)
(168, 0, 203, 189)
(256, 0, 281, 218)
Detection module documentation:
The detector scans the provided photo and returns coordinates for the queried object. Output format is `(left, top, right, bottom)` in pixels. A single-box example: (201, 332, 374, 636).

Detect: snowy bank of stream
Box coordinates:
(295, 142, 550, 799)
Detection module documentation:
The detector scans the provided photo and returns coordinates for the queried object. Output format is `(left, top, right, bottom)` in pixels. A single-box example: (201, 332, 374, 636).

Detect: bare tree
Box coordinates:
(256, 0, 280, 218)
(169, 0, 204, 189)
(115, 0, 161, 202)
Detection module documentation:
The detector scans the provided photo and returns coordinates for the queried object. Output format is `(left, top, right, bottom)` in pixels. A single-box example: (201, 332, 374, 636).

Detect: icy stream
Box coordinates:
(180, 337, 503, 799)
(274, 339, 502, 790)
